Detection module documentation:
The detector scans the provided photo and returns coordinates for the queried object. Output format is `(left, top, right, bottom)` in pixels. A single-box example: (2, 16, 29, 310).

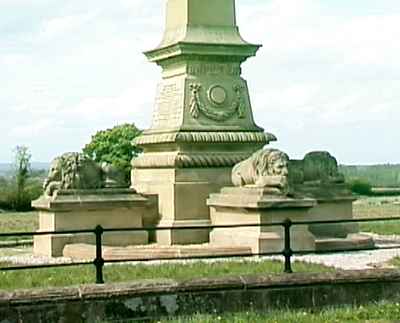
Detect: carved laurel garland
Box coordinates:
(189, 83, 245, 121)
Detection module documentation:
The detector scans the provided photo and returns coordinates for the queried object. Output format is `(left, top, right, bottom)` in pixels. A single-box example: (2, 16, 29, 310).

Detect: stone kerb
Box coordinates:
(2, 270, 400, 322)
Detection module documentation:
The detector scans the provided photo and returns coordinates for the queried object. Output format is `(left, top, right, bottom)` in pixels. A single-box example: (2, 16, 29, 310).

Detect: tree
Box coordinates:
(83, 123, 142, 182)
(14, 146, 31, 201)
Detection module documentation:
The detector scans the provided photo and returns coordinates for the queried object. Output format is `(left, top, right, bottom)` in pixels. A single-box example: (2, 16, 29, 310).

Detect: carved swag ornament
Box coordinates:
(189, 83, 245, 121)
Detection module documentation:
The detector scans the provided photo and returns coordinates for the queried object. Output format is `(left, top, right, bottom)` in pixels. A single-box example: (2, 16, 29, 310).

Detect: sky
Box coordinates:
(0, 0, 399, 164)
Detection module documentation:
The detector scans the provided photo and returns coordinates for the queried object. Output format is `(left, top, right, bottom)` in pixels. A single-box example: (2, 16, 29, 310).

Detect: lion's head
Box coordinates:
(232, 148, 290, 195)
(43, 153, 103, 196)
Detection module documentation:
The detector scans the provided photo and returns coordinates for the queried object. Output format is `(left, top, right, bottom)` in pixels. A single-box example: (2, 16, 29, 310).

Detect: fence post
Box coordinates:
(94, 225, 105, 284)
(283, 219, 293, 274)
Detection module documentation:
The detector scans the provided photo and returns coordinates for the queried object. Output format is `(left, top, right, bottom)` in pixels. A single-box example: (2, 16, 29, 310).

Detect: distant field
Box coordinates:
(0, 212, 37, 240)
(340, 164, 400, 187)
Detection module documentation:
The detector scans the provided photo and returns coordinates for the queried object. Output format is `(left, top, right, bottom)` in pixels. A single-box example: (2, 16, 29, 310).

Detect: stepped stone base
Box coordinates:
(315, 233, 375, 251)
(63, 243, 252, 261)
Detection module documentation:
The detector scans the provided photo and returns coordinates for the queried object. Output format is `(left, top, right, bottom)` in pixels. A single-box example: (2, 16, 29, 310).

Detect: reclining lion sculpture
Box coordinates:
(43, 152, 127, 196)
(289, 151, 345, 185)
(231, 148, 290, 195)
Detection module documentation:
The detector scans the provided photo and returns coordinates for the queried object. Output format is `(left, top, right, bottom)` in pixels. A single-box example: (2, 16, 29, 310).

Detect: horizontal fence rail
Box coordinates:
(1, 216, 400, 284)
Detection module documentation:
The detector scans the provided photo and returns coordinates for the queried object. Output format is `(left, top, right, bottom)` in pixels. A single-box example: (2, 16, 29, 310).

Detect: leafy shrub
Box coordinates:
(0, 177, 43, 211)
(83, 123, 142, 183)
(0, 182, 43, 212)
(348, 179, 373, 195)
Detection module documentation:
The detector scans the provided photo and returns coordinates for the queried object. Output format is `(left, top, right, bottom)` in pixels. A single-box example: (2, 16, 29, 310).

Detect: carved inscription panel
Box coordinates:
(188, 63, 240, 77)
(151, 79, 184, 129)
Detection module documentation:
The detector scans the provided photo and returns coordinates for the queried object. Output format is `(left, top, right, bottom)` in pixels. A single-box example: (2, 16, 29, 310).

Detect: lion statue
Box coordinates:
(289, 151, 345, 185)
(231, 148, 290, 195)
(43, 152, 127, 196)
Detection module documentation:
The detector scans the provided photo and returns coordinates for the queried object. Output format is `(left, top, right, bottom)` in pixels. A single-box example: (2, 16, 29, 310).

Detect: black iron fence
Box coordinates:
(1, 217, 400, 284)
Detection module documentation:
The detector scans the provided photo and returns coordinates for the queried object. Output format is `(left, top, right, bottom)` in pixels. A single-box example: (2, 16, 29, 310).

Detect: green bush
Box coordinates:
(0, 179, 42, 211)
(83, 123, 142, 183)
(348, 179, 372, 195)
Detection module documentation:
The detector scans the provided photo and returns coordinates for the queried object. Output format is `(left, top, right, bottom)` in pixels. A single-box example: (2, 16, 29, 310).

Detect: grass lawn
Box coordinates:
(158, 301, 400, 323)
(0, 211, 37, 241)
(0, 260, 333, 291)
(354, 196, 400, 235)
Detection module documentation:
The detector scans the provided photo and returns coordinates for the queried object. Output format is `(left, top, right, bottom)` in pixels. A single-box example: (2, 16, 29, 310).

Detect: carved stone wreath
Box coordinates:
(189, 83, 245, 121)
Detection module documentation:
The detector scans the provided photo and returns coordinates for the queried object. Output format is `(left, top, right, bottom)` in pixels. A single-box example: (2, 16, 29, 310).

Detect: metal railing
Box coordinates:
(1, 216, 400, 284)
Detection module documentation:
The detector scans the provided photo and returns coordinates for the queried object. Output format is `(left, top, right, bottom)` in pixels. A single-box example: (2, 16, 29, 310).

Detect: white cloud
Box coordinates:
(0, 0, 399, 164)
(38, 12, 98, 41)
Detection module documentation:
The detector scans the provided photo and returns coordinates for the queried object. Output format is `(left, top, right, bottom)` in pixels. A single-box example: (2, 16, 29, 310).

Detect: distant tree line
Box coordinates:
(340, 164, 400, 188)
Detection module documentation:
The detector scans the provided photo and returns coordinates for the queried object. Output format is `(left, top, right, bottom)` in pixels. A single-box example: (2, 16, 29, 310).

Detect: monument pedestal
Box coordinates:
(293, 184, 374, 250)
(133, 167, 232, 244)
(131, 0, 273, 245)
(33, 189, 154, 257)
(207, 187, 317, 254)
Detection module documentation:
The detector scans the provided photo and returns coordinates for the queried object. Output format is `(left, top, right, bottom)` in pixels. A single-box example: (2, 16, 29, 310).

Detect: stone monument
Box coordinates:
(34, 0, 374, 259)
(132, 0, 275, 245)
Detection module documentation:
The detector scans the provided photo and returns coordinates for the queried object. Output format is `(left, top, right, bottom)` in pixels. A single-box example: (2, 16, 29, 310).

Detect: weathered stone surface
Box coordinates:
(2, 270, 400, 322)
(289, 151, 345, 186)
(33, 189, 156, 257)
(208, 191, 317, 253)
(231, 148, 290, 195)
(63, 243, 252, 261)
(131, 0, 273, 245)
(209, 187, 316, 209)
(315, 233, 375, 251)
(43, 152, 128, 197)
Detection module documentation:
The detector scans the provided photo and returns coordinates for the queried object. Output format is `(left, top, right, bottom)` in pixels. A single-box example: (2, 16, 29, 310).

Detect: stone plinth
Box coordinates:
(207, 187, 317, 254)
(292, 184, 374, 250)
(132, 0, 274, 245)
(32, 189, 155, 257)
(133, 168, 232, 244)
(293, 184, 359, 238)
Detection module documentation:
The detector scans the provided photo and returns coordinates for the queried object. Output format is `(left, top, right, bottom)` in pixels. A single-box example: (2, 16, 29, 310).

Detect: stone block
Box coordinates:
(32, 189, 154, 257)
(208, 187, 317, 253)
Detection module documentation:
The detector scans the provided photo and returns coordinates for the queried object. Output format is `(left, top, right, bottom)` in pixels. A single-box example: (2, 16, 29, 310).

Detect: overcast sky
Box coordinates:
(0, 0, 399, 164)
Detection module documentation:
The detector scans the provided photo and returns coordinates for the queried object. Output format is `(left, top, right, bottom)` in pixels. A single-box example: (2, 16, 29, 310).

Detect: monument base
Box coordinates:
(63, 243, 252, 261)
(315, 234, 375, 251)
(292, 184, 359, 238)
(133, 168, 233, 245)
(207, 187, 317, 254)
(32, 189, 155, 257)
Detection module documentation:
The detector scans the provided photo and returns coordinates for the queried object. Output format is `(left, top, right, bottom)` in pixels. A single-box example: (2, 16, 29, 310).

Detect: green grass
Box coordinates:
(158, 301, 400, 322)
(389, 257, 400, 268)
(359, 221, 400, 235)
(356, 197, 400, 235)
(0, 260, 332, 291)
(353, 196, 400, 235)
(0, 211, 37, 241)
(353, 197, 400, 219)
